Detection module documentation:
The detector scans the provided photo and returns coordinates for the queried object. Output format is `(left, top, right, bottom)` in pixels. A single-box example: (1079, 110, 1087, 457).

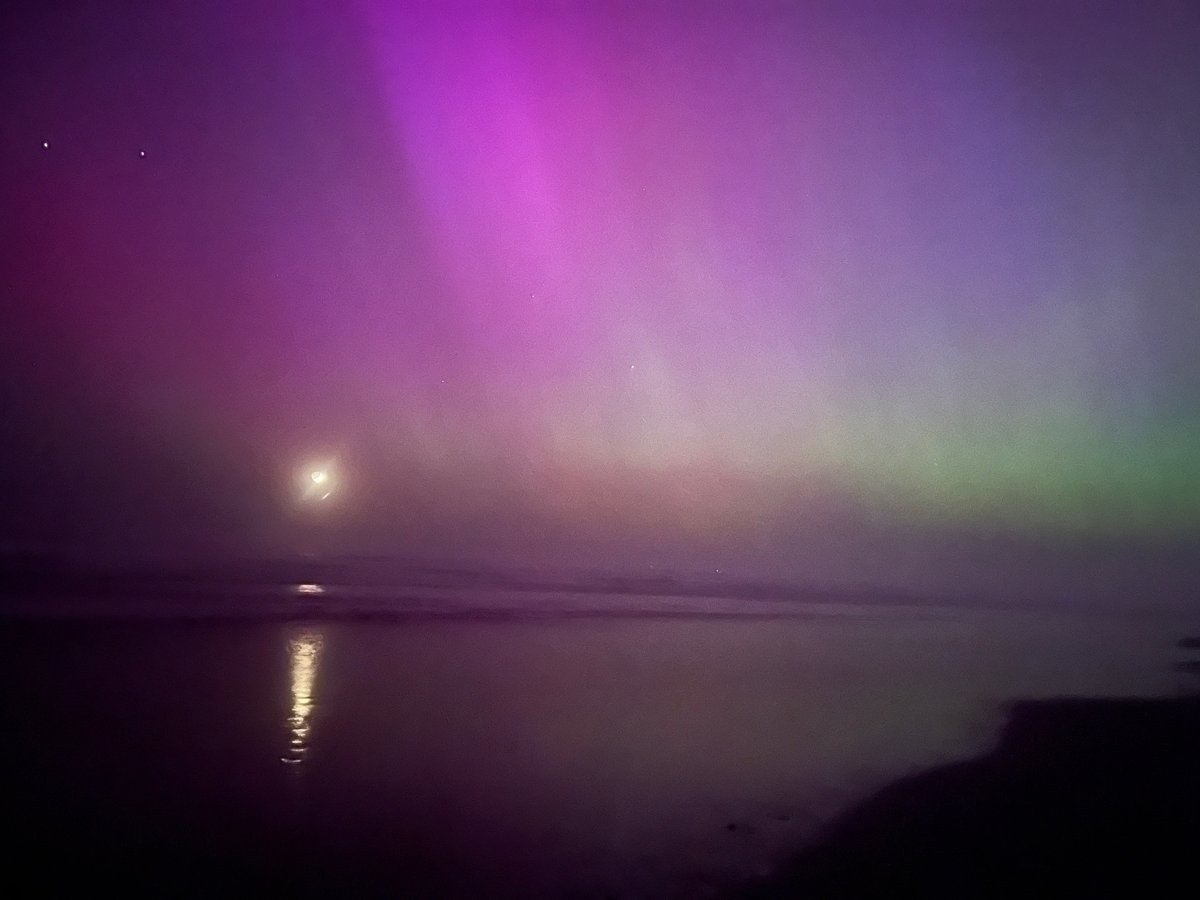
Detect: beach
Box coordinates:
(746, 693, 1200, 897)
(0, 594, 1195, 896)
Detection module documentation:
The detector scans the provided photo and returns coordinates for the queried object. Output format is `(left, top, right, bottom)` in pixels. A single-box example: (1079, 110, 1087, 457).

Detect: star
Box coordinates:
(139, 150, 145, 157)
(41, 141, 49, 149)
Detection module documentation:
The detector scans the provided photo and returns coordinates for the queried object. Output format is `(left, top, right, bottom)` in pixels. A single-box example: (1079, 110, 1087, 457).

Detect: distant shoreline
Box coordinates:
(0, 594, 957, 625)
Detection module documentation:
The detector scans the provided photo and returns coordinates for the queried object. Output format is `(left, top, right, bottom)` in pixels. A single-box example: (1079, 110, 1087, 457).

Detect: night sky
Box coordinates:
(2, 1, 1197, 602)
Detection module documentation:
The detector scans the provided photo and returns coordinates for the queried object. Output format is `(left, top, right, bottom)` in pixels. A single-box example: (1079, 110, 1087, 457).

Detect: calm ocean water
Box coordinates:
(0, 590, 1195, 896)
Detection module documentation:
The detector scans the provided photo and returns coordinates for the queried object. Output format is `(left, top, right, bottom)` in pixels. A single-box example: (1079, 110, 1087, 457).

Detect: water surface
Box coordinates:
(0, 597, 1194, 896)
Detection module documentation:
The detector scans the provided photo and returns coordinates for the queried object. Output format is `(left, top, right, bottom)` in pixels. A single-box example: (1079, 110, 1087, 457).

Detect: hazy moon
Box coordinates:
(298, 461, 336, 502)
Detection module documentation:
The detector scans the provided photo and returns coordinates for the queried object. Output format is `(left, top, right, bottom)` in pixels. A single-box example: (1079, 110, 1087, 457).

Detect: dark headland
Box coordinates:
(740, 691, 1200, 898)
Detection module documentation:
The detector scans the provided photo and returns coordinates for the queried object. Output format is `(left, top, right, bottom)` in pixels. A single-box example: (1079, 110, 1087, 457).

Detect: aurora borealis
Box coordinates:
(2, 1, 1197, 600)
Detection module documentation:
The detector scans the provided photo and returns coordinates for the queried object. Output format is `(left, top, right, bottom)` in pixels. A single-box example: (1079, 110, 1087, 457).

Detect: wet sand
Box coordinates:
(743, 693, 1200, 898)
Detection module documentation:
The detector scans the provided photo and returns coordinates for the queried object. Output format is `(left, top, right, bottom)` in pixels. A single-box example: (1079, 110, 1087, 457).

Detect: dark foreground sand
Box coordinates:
(740, 693, 1200, 898)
